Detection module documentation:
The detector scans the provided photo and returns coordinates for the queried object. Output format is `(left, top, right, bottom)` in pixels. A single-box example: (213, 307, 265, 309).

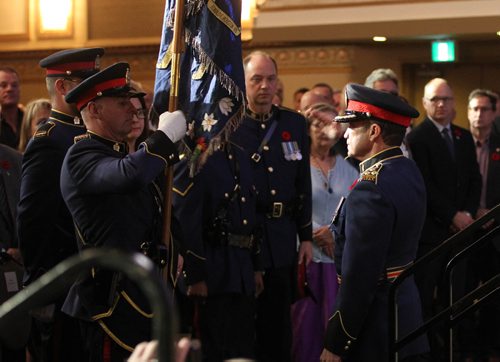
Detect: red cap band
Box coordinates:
(46, 61, 97, 75)
(347, 99, 411, 127)
(76, 78, 128, 110)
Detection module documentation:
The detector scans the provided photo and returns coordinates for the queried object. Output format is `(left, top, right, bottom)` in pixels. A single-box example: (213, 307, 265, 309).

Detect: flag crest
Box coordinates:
(154, 0, 246, 175)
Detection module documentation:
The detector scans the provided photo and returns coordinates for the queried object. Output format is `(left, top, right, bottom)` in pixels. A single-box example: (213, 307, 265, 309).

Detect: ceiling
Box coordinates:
(251, 0, 500, 45)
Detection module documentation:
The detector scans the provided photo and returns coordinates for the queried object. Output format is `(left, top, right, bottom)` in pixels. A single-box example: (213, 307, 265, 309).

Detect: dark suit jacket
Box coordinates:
(486, 129, 500, 209)
(407, 117, 482, 245)
(0, 144, 22, 250)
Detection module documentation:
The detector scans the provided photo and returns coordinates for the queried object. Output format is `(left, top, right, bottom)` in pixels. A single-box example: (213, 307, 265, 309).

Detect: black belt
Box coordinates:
(257, 201, 294, 218)
(227, 233, 254, 249)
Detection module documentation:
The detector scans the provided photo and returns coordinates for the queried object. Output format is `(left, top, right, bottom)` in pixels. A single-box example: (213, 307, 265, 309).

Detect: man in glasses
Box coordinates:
(407, 77, 482, 360)
(17, 47, 104, 361)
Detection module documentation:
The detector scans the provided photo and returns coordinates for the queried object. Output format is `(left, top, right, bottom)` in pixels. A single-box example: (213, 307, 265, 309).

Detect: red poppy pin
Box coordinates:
(0, 160, 11, 171)
(491, 151, 500, 162)
(281, 131, 291, 141)
(453, 128, 462, 139)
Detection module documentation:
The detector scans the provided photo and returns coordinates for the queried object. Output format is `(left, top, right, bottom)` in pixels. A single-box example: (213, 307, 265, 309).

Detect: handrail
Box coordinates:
(0, 248, 176, 362)
(388, 203, 500, 361)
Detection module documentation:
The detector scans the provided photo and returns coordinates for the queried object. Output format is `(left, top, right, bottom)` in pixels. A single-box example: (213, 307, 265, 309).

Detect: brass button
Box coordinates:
(263, 145, 269, 151)
(344, 345, 349, 350)
(347, 341, 351, 345)
(270, 189, 276, 196)
(267, 167, 274, 173)
(228, 154, 233, 160)
(243, 219, 248, 225)
(261, 123, 266, 129)
(224, 193, 229, 198)
(241, 197, 246, 203)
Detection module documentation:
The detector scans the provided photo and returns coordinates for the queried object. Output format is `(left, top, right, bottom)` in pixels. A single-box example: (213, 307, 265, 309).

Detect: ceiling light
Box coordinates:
(497, 31, 500, 36)
(373, 36, 387, 42)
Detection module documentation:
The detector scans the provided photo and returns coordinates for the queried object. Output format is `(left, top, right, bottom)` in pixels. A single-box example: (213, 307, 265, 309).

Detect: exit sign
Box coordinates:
(432, 41, 455, 62)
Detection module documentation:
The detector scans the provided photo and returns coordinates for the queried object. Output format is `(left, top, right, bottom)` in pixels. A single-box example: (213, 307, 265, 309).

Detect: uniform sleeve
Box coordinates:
(172, 160, 207, 285)
(17, 137, 69, 282)
(295, 118, 312, 242)
(324, 180, 393, 355)
(65, 138, 178, 195)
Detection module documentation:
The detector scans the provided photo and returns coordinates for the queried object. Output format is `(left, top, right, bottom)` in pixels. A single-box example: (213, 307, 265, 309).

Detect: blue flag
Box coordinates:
(154, 0, 246, 175)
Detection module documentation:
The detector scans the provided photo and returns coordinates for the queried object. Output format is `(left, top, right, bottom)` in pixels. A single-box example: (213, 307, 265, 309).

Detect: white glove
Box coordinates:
(158, 110, 187, 143)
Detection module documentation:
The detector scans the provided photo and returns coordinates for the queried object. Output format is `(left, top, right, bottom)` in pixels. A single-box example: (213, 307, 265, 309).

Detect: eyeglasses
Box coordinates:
(426, 96, 453, 104)
(135, 108, 147, 119)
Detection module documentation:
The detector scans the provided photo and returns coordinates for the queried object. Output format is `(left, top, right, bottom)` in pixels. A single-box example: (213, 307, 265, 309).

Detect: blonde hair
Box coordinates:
(18, 98, 51, 152)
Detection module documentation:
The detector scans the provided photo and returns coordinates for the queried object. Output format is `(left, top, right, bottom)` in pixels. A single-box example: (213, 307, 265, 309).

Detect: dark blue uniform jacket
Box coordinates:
(60, 130, 178, 352)
(232, 106, 312, 269)
(325, 147, 429, 361)
(18, 110, 86, 285)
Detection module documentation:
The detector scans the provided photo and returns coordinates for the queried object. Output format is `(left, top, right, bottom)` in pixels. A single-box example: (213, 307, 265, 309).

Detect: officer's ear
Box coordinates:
(86, 101, 100, 118)
(368, 122, 382, 140)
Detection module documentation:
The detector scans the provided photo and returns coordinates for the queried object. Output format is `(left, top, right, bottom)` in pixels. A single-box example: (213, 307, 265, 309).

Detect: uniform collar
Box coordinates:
(359, 146, 402, 173)
(86, 131, 128, 153)
(245, 105, 277, 123)
(50, 109, 83, 126)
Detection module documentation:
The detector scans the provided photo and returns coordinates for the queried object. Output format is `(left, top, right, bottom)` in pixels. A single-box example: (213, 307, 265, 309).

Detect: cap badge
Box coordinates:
(113, 143, 121, 152)
(125, 68, 130, 86)
(96, 91, 102, 97)
(73, 116, 80, 125)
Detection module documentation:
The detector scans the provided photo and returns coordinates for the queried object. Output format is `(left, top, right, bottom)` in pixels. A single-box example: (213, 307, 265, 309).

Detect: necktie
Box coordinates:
(442, 128, 455, 159)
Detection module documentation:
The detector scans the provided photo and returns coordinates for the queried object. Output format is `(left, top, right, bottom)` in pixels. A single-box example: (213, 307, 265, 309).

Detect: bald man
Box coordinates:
(407, 78, 482, 360)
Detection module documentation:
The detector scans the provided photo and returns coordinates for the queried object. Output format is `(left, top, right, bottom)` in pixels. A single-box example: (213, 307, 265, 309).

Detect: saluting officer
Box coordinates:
(59, 62, 185, 362)
(321, 84, 429, 361)
(17, 47, 104, 362)
(233, 51, 313, 362)
(173, 136, 263, 360)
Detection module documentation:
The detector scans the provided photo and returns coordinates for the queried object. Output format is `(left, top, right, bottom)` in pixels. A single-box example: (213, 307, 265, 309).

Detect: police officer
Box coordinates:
(17, 47, 104, 362)
(60, 62, 185, 362)
(233, 51, 313, 362)
(320, 84, 429, 361)
(173, 136, 263, 360)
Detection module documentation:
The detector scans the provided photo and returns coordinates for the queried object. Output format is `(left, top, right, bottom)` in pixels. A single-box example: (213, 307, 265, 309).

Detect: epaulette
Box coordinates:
(360, 162, 383, 184)
(33, 121, 56, 138)
(74, 133, 90, 143)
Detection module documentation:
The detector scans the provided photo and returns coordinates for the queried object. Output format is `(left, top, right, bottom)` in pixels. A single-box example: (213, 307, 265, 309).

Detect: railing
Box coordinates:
(388, 203, 500, 362)
(0, 248, 176, 362)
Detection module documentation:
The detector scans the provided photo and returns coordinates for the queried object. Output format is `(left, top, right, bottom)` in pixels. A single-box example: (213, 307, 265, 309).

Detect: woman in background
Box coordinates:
(17, 98, 51, 153)
(126, 94, 150, 153)
(291, 103, 358, 362)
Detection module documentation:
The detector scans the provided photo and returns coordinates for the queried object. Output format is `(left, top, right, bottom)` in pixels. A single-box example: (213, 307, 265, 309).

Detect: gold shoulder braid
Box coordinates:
(34, 121, 56, 138)
(360, 162, 383, 184)
(74, 133, 90, 143)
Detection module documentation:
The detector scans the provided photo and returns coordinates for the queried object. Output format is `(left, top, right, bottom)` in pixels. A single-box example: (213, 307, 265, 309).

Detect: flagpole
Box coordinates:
(162, 0, 185, 284)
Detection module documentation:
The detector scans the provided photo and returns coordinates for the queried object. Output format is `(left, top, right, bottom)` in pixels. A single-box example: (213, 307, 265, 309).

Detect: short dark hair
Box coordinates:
(0, 67, 19, 78)
(468, 88, 498, 112)
(369, 119, 406, 146)
(312, 83, 334, 97)
(294, 87, 309, 97)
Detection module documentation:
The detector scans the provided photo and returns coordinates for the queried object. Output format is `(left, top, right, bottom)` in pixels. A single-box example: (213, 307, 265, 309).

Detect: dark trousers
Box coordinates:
(256, 266, 294, 362)
(28, 310, 84, 362)
(79, 321, 131, 362)
(199, 293, 256, 361)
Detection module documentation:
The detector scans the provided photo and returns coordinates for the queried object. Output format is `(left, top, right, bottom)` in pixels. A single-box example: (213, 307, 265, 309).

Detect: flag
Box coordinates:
(154, 0, 246, 176)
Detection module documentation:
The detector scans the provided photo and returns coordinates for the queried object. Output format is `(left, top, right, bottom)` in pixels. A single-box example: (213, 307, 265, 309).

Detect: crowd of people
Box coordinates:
(0, 46, 499, 362)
